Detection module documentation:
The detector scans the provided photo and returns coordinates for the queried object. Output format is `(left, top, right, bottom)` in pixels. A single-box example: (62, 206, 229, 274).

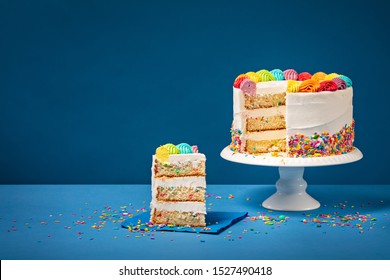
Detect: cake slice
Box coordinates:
(150, 143, 206, 227)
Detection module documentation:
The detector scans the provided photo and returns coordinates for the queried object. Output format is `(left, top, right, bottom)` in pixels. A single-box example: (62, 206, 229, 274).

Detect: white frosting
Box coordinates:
(286, 88, 353, 136)
(150, 200, 206, 214)
(153, 176, 206, 189)
(256, 80, 288, 95)
(241, 129, 286, 141)
(233, 82, 353, 142)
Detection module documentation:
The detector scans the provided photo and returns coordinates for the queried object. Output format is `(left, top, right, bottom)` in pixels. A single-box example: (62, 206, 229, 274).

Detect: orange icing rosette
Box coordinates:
(312, 72, 327, 81)
(287, 80, 301, 93)
(298, 79, 320, 92)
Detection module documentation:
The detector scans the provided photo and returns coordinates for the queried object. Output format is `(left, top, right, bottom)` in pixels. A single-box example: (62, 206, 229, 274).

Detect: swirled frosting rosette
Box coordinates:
(332, 77, 347, 90)
(319, 80, 338, 92)
(240, 78, 256, 96)
(163, 143, 180, 154)
(298, 72, 312, 81)
(298, 79, 320, 92)
(176, 143, 193, 154)
(338, 75, 353, 87)
(245, 72, 261, 83)
(256, 69, 275, 81)
(270, 69, 284, 80)
(324, 73, 339, 80)
(312, 72, 327, 81)
(283, 69, 298, 80)
(287, 80, 301, 93)
(233, 76, 248, 88)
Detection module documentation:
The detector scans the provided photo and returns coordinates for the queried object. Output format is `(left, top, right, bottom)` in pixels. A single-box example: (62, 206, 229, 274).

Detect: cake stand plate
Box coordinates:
(220, 147, 363, 211)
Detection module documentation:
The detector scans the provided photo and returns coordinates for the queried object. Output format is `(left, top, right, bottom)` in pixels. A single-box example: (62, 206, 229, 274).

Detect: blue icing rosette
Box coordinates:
(270, 69, 285, 80)
(176, 143, 193, 154)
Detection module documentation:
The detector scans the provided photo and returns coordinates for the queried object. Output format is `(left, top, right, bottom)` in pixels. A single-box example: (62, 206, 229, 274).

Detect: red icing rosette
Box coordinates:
(283, 69, 298, 80)
(318, 80, 338, 92)
(332, 77, 347, 90)
(298, 72, 312, 81)
(233, 76, 248, 88)
(240, 78, 256, 96)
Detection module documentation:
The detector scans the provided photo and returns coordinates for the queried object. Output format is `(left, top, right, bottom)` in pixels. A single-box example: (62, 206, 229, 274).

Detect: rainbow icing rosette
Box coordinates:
(299, 79, 320, 92)
(270, 69, 284, 80)
(155, 143, 198, 162)
(312, 72, 327, 81)
(177, 143, 193, 154)
(338, 75, 353, 87)
(283, 69, 298, 80)
(240, 78, 256, 96)
(256, 69, 275, 81)
(245, 72, 262, 83)
(332, 77, 347, 90)
(233, 69, 352, 93)
(287, 80, 300, 93)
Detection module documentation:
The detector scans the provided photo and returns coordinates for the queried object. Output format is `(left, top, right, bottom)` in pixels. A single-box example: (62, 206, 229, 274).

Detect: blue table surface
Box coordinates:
(0, 184, 389, 260)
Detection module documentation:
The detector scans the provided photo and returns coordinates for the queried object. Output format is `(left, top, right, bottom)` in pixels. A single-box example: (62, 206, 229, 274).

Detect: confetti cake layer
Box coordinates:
(150, 143, 206, 227)
(230, 69, 355, 157)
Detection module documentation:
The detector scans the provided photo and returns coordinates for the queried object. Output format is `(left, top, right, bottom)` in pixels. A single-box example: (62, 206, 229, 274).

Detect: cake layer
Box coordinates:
(150, 209, 206, 227)
(156, 186, 205, 202)
(244, 92, 286, 109)
(245, 139, 286, 154)
(246, 115, 285, 132)
(153, 154, 206, 178)
(153, 176, 206, 203)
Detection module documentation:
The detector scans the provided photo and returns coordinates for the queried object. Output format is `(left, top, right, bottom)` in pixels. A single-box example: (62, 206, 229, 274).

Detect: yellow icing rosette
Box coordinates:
(155, 146, 170, 163)
(245, 71, 262, 83)
(312, 72, 327, 81)
(324, 73, 339, 80)
(287, 80, 301, 93)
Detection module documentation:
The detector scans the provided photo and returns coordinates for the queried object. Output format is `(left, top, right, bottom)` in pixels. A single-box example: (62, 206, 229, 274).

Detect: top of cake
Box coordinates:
(233, 69, 353, 95)
(154, 143, 204, 164)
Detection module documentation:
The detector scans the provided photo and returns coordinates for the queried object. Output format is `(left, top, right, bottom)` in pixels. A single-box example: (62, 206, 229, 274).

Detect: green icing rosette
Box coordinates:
(338, 75, 353, 87)
(256, 69, 276, 81)
(176, 143, 193, 154)
(163, 143, 180, 154)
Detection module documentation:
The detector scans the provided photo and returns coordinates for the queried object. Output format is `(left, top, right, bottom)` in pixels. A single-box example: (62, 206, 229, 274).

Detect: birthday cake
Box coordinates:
(150, 143, 206, 227)
(230, 69, 355, 157)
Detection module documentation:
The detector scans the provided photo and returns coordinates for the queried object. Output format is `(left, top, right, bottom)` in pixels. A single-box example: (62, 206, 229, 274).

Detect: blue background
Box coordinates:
(1, 0, 389, 184)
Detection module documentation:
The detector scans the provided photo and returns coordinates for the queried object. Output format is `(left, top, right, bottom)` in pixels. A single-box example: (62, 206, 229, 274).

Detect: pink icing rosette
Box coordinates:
(239, 78, 256, 96)
(191, 145, 198, 153)
(283, 69, 298, 80)
(332, 77, 347, 90)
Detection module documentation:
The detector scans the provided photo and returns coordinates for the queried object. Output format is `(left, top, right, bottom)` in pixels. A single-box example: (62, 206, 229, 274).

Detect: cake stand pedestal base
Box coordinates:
(262, 167, 320, 211)
(220, 147, 363, 211)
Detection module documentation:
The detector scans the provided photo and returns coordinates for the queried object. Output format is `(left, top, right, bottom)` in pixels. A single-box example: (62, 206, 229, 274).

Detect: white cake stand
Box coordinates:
(220, 147, 363, 211)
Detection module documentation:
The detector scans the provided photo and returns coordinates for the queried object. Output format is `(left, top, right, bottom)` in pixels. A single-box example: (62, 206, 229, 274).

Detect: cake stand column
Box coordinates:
(262, 167, 320, 211)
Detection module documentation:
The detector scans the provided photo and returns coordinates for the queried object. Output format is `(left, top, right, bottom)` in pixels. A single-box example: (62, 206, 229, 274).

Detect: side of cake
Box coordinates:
(150, 143, 206, 227)
(230, 69, 355, 157)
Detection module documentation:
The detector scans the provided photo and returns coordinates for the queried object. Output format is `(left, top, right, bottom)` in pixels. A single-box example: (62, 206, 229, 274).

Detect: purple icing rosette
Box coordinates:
(332, 77, 347, 90)
(240, 78, 256, 96)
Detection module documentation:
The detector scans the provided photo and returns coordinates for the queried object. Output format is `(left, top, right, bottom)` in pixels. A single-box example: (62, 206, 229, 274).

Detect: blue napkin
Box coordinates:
(121, 211, 248, 234)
